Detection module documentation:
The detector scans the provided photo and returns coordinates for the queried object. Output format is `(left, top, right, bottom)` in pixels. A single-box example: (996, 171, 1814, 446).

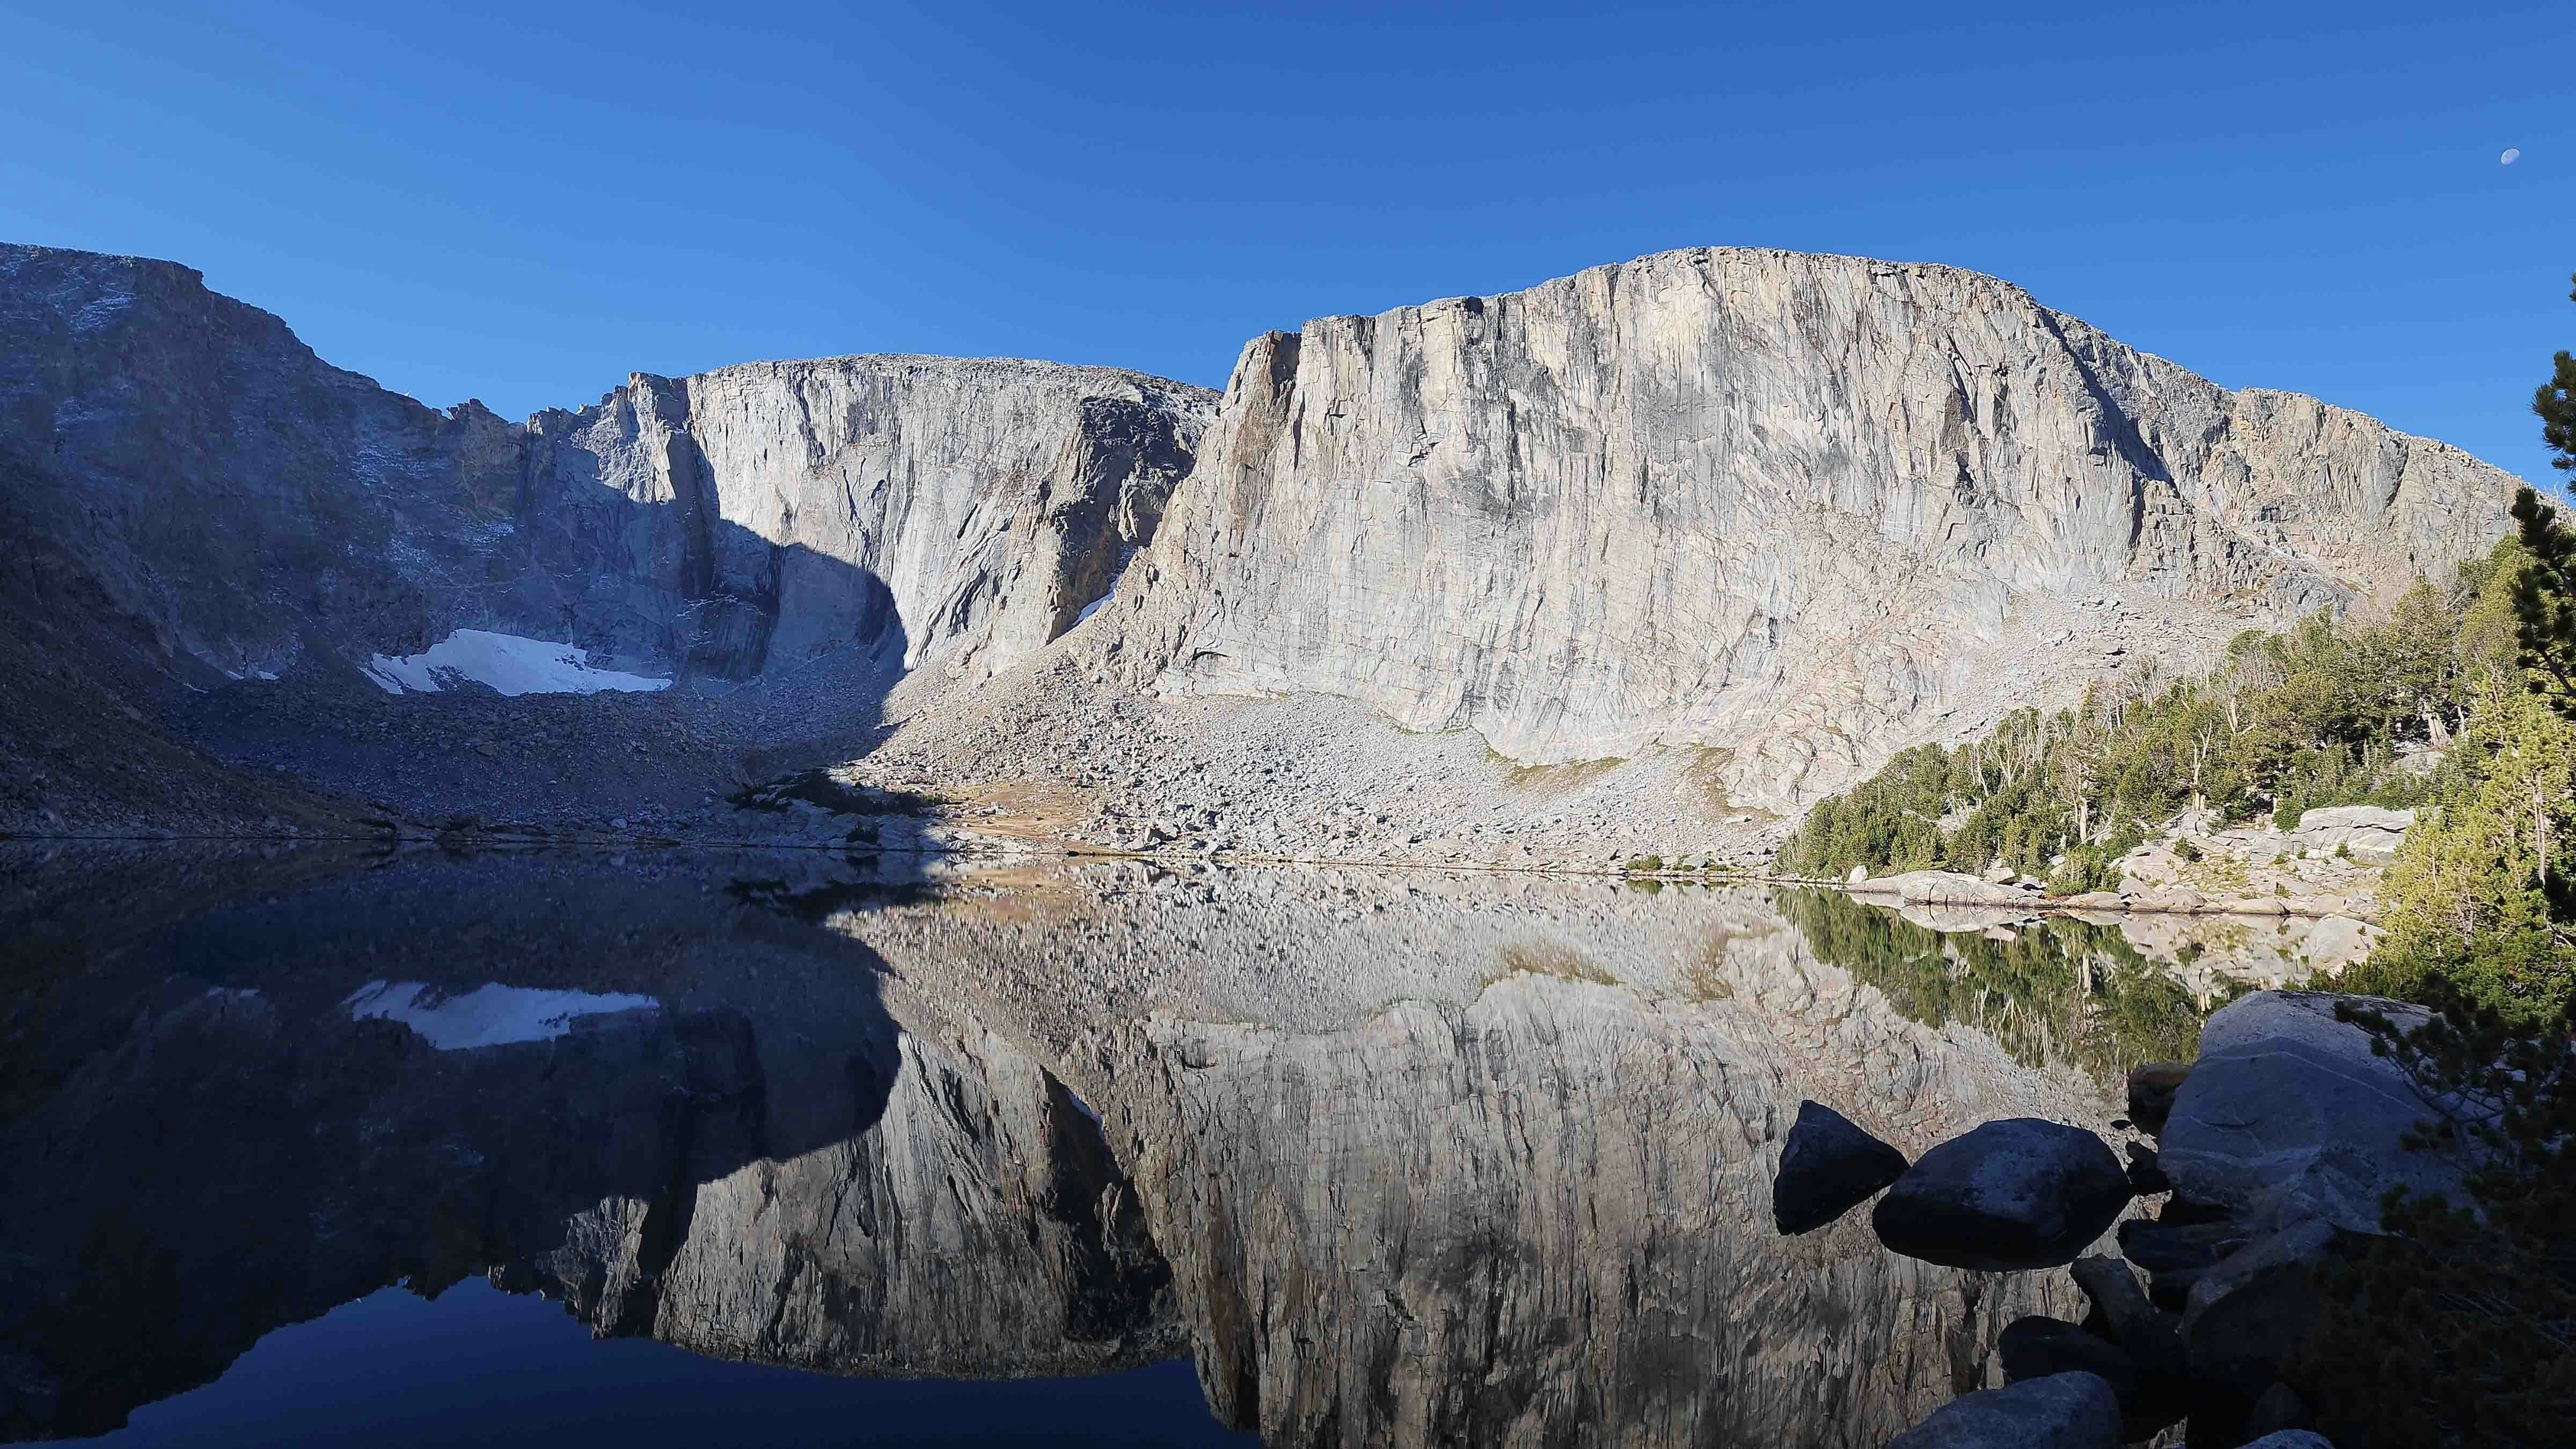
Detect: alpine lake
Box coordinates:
(0, 838, 2337, 1447)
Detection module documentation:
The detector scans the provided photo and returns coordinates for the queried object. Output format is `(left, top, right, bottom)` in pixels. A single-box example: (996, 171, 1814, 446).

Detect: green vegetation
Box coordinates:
(1778, 583, 2471, 891)
(1488, 941, 1619, 987)
(2291, 287, 2576, 1447)
(2339, 494, 2576, 1023)
(1777, 888, 2205, 1077)
(2297, 985, 2576, 1447)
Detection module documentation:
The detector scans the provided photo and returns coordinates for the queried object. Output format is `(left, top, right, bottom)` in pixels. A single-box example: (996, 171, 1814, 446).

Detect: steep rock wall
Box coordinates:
(0, 244, 1212, 691)
(522, 358, 1208, 683)
(1099, 247, 2519, 806)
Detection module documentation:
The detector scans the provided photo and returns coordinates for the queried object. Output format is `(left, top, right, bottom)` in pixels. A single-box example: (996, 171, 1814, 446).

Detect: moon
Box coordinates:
(2502, 148, 2522, 165)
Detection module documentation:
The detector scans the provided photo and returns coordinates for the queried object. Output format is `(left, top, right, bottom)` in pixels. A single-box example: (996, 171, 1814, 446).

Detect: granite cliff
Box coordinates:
(1082, 247, 2519, 811)
(0, 241, 2525, 846)
(0, 243, 1212, 694)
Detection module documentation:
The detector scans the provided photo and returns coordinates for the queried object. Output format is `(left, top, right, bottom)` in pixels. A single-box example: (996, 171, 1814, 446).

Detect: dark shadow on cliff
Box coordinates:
(158, 511, 918, 832)
(5, 445, 920, 834)
(0, 846, 1177, 1440)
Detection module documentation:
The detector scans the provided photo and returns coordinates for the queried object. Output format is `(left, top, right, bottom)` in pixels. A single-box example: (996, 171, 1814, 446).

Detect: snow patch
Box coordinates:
(363, 630, 672, 697)
(345, 981, 658, 1050)
(1072, 546, 1138, 627)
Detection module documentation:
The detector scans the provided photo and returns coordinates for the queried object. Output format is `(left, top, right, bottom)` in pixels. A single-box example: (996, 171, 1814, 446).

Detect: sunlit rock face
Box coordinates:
(0, 244, 1213, 689)
(1089, 941, 2099, 1446)
(1101, 246, 2519, 807)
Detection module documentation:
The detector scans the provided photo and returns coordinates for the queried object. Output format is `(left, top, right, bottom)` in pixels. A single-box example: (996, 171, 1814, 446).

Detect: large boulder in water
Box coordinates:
(2158, 991, 2476, 1235)
(1884, 1371, 2123, 1449)
(1872, 1119, 2131, 1270)
(1772, 1100, 1909, 1234)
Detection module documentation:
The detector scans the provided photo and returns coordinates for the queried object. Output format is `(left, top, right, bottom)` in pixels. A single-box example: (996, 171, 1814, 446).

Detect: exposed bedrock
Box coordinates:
(1095, 246, 2520, 808)
(0, 243, 1213, 694)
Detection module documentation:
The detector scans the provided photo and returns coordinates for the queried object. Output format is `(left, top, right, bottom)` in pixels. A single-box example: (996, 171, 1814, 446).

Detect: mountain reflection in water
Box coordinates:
(0, 845, 2257, 1446)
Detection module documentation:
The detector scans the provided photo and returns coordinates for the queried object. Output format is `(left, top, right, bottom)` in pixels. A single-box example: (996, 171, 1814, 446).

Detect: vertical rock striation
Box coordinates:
(1098, 247, 2519, 807)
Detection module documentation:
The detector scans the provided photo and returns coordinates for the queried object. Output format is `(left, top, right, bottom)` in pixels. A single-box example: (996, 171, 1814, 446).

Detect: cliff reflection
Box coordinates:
(2, 850, 2224, 1447)
(0, 850, 1177, 1441)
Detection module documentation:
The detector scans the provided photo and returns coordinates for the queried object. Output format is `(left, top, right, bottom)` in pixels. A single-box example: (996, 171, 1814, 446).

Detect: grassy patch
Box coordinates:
(1487, 941, 1618, 987)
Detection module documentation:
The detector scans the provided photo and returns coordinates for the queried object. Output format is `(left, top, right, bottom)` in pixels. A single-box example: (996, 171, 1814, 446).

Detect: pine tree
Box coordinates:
(2537, 269, 2576, 472)
(2513, 487, 2576, 716)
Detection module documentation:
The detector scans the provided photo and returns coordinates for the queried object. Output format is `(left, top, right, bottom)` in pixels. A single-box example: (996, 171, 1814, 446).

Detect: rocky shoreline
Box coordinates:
(1776, 989, 2476, 1448)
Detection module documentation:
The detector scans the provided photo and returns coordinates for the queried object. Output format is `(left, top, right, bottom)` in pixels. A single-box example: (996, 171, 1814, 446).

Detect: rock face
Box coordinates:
(4, 241, 2527, 840)
(516, 359, 1209, 685)
(2157, 991, 2472, 1234)
(1100, 246, 2520, 807)
(0, 244, 1213, 692)
(2288, 804, 2416, 863)
(1872, 1118, 2131, 1270)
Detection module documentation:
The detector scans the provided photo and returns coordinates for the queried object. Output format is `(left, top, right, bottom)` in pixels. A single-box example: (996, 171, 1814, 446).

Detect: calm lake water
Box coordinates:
(0, 843, 2273, 1446)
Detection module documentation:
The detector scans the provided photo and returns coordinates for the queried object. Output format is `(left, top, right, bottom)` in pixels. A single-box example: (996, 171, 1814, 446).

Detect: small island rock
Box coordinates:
(1772, 1100, 1910, 1234)
(1872, 1118, 2131, 1270)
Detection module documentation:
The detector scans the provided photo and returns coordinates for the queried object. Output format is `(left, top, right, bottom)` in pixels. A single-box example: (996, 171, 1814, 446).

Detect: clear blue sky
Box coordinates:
(4, 1, 2568, 479)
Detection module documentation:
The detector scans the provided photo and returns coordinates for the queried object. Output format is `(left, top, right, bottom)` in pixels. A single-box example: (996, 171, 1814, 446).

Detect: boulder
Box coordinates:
(2158, 991, 2477, 1235)
(2116, 1216, 2252, 1306)
(1854, 870, 2039, 908)
(1872, 1119, 2131, 1270)
(1894, 902, 2039, 934)
(2123, 1139, 2171, 1196)
(2181, 1220, 2337, 1394)
(2243, 1382, 2314, 1438)
(2063, 1256, 2190, 1438)
(2297, 916, 2379, 973)
(2067, 1256, 2183, 1373)
(1772, 1100, 1909, 1235)
(2240, 1433, 2336, 1449)
(2290, 805, 2415, 863)
(2123, 1062, 2192, 1136)
(1883, 1371, 2123, 1449)
(1997, 1316, 2133, 1400)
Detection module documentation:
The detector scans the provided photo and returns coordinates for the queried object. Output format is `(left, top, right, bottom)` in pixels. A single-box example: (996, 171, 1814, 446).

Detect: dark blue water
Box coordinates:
(90, 1280, 1243, 1448)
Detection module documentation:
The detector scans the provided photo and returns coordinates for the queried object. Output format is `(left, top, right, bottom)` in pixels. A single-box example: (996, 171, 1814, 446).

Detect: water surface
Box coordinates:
(0, 843, 2278, 1446)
